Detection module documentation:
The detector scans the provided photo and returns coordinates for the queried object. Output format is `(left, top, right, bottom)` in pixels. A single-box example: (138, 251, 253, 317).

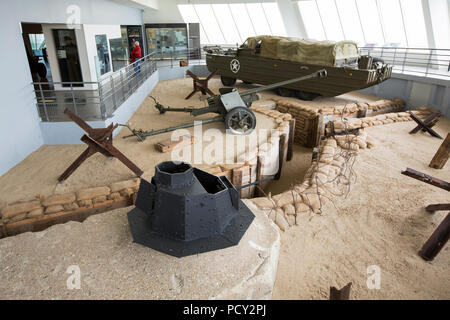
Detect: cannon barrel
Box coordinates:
(239, 69, 327, 96)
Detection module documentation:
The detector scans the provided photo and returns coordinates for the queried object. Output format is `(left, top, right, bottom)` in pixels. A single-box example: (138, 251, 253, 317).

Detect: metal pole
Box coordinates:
(425, 49, 432, 76)
(70, 83, 78, 115)
(120, 69, 125, 102)
(402, 48, 408, 73)
(38, 82, 49, 122)
(393, 47, 397, 66)
(110, 75, 117, 112)
(98, 81, 106, 120)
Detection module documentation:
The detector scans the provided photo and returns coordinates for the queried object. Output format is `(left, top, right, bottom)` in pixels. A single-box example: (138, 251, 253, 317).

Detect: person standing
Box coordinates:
(130, 40, 142, 74)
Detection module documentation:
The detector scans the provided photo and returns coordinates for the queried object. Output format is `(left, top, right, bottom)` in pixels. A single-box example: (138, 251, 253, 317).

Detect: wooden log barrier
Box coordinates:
(418, 212, 450, 261)
(429, 133, 450, 169)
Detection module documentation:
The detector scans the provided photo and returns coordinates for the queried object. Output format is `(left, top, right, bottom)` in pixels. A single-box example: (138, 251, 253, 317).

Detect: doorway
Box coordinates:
(21, 23, 53, 89)
(52, 29, 83, 86)
(123, 25, 144, 58)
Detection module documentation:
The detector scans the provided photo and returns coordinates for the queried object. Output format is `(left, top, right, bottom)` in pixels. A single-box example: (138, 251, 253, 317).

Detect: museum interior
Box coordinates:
(0, 0, 449, 300)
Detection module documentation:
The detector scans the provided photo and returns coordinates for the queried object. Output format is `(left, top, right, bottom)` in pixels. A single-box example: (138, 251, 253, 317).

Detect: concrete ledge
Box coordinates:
(0, 200, 280, 299)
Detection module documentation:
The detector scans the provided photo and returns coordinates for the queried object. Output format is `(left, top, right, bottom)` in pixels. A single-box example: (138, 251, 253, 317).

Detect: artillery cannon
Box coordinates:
(121, 69, 327, 140)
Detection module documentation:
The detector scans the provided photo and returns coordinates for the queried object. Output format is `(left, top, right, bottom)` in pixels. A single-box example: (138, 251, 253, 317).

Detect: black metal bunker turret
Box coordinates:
(127, 161, 255, 258)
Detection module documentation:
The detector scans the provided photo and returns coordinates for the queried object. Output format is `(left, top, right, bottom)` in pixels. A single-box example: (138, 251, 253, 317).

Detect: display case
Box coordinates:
(145, 23, 188, 60)
(109, 37, 128, 71)
(95, 34, 110, 77)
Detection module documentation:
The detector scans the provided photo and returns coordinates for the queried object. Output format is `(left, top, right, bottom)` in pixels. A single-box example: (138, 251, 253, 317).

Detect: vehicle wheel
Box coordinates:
(225, 107, 256, 135)
(276, 87, 295, 97)
(295, 90, 320, 101)
(221, 76, 236, 86)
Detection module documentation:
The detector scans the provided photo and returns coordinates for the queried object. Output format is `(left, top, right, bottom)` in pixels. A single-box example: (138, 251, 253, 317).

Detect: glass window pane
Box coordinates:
(262, 2, 287, 36)
(246, 3, 272, 35)
(95, 34, 110, 76)
(229, 3, 256, 42)
(178, 4, 209, 44)
(316, 0, 344, 41)
(355, 0, 384, 46)
(400, 0, 428, 47)
(297, 0, 326, 40)
(378, 0, 407, 46)
(194, 4, 225, 44)
(335, 0, 365, 45)
(211, 4, 242, 44)
(178, 4, 199, 23)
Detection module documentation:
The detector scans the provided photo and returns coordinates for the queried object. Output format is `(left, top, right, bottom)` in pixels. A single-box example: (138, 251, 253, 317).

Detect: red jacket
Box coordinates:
(130, 45, 141, 63)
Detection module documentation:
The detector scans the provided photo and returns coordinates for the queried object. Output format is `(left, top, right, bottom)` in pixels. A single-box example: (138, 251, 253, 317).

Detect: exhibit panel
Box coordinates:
(145, 23, 188, 60)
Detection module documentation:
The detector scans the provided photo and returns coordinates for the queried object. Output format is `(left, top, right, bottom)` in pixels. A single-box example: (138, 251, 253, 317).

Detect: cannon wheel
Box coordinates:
(225, 107, 256, 135)
(221, 76, 236, 86)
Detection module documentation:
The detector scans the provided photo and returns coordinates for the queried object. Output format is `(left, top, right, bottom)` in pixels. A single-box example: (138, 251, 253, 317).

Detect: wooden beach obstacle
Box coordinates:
(408, 111, 442, 139)
(58, 108, 143, 182)
(185, 69, 217, 100)
(401, 168, 450, 261)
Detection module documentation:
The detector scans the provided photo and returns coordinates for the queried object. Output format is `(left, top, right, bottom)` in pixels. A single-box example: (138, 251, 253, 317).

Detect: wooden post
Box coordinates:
(429, 133, 450, 169)
(254, 155, 264, 197)
(287, 118, 295, 161)
(275, 134, 287, 180)
(232, 167, 243, 197)
(330, 282, 352, 300)
(418, 212, 450, 261)
(357, 108, 367, 118)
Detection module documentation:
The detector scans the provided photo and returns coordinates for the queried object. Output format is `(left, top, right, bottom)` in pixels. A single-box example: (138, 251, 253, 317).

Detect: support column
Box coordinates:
(276, 0, 307, 38)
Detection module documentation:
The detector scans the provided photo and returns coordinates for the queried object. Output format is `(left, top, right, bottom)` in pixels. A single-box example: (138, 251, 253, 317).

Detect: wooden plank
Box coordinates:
(429, 133, 450, 169)
(232, 167, 243, 197)
(418, 212, 450, 261)
(287, 118, 295, 161)
(254, 155, 264, 197)
(155, 135, 195, 153)
(0, 198, 132, 239)
(275, 134, 287, 180)
(425, 203, 450, 213)
(401, 168, 450, 192)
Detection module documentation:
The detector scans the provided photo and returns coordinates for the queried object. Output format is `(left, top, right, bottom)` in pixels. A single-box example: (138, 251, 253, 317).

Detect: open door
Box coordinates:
(52, 29, 83, 86)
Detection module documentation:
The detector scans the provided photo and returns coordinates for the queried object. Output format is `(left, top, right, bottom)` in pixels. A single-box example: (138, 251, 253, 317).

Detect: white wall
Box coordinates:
(0, 0, 143, 176)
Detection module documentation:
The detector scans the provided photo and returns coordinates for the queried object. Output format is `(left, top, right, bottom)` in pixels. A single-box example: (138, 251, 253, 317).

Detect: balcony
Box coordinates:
(33, 54, 157, 122)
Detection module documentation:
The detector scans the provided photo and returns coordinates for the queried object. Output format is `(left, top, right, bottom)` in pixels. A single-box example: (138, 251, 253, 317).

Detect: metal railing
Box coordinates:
(359, 46, 450, 79)
(33, 53, 157, 122)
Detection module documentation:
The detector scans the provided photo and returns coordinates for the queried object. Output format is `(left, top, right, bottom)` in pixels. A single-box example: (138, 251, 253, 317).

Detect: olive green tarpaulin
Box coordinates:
(245, 36, 359, 67)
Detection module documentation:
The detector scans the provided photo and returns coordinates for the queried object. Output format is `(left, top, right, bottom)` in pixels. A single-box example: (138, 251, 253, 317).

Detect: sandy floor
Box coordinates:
(272, 118, 450, 299)
(0, 77, 279, 206)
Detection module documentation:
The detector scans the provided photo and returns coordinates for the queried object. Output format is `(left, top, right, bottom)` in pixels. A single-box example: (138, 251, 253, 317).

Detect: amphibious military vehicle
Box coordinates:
(204, 36, 392, 100)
